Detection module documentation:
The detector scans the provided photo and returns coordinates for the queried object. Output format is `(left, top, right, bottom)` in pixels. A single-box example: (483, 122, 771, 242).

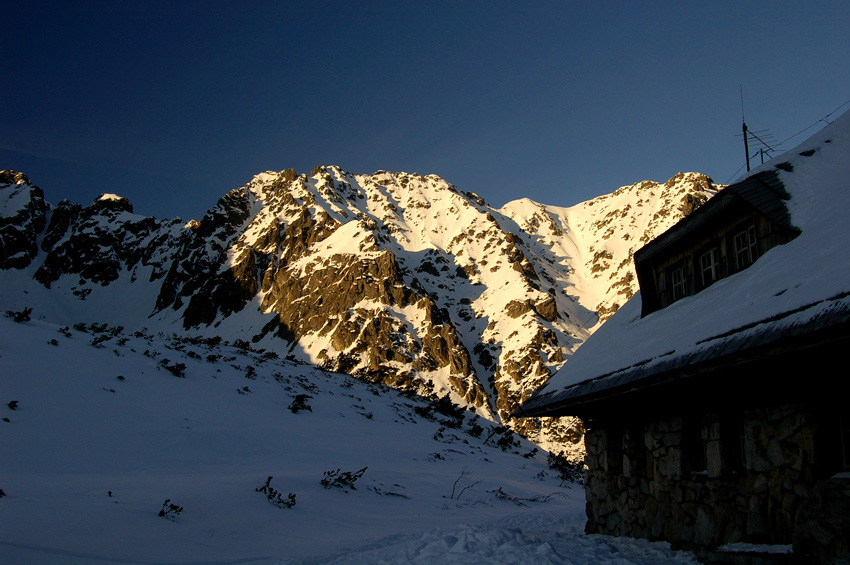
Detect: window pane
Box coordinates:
(700, 248, 719, 286)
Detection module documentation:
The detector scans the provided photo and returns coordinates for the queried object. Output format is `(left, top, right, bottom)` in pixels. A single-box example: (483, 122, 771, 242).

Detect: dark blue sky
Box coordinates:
(3, 1, 849, 220)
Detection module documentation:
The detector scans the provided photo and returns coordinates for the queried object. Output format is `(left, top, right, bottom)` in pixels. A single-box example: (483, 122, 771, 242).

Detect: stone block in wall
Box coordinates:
(694, 507, 715, 546)
(671, 484, 684, 503)
(782, 468, 799, 491)
(706, 438, 723, 477)
(792, 483, 809, 499)
(746, 432, 773, 474)
(644, 427, 660, 450)
(767, 439, 784, 468)
(707, 419, 721, 441)
(667, 446, 682, 478)
(746, 494, 769, 539)
(750, 473, 768, 494)
(780, 440, 803, 471)
(651, 505, 665, 538)
(670, 416, 682, 432)
(800, 426, 815, 462)
(794, 480, 850, 561)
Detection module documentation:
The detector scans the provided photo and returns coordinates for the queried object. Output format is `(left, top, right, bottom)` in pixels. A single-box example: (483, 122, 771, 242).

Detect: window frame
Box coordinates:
(733, 224, 758, 271)
(699, 247, 720, 288)
(671, 265, 687, 302)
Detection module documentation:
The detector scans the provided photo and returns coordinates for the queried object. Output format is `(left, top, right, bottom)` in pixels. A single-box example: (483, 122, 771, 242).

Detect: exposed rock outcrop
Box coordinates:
(0, 168, 719, 455)
(0, 171, 47, 269)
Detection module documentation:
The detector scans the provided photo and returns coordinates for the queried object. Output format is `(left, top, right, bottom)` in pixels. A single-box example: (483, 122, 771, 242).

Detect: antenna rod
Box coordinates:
(741, 86, 750, 171)
(740, 85, 746, 122)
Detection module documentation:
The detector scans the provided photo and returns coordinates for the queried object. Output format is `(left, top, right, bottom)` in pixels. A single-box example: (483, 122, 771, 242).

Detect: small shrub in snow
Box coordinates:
(547, 452, 585, 486)
(203, 336, 222, 348)
(490, 487, 563, 506)
(484, 426, 520, 452)
(466, 423, 484, 438)
(414, 394, 465, 428)
(4, 308, 31, 323)
(321, 467, 367, 492)
(157, 499, 183, 520)
(91, 334, 110, 348)
(447, 467, 481, 502)
(255, 476, 296, 509)
(158, 359, 186, 378)
(288, 394, 312, 413)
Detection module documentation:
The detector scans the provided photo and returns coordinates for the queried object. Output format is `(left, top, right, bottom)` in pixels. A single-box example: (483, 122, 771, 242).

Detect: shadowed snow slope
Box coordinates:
(0, 316, 697, 564)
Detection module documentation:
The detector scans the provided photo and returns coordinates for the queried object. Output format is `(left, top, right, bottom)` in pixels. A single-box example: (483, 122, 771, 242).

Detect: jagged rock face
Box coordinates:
(0, 167, 719, 455)
(156, 186, 256, 324)
(34, 197, 183, 296)
(0, 171, 47, 269)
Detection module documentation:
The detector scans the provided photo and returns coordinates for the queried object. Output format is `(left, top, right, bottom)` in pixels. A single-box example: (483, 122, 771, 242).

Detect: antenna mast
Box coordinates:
(741, 86, 751, 172)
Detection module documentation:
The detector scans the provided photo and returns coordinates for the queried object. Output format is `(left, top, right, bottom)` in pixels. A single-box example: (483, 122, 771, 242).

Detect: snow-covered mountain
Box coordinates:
(0, 168, 718, 453)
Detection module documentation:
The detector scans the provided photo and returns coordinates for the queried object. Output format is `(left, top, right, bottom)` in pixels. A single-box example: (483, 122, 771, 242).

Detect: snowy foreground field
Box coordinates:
(0, 316, 697, 564)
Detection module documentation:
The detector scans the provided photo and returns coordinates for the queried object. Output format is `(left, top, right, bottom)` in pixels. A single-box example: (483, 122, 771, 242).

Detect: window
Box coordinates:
(720, 414, 745, 473)
(605, 426, 623, 474)
(814, 410, 846, 477)
(733, 225, 758, 270)
(683, 417, 706, 473)
(671, 266, 687, 301)
(623, 425, 647, 478)
(699, 248, 720, 287)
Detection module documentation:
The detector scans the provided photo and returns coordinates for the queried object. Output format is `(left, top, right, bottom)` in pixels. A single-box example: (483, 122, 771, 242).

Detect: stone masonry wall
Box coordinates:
(583, 402, 849, 560)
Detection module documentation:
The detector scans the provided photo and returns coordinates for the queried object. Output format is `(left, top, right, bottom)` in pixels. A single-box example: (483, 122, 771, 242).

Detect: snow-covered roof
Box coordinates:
(518, 110, 850, 416)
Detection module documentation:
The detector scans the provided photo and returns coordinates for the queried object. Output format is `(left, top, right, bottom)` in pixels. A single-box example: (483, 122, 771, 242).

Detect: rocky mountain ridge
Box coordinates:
(0, 167, 718, 454)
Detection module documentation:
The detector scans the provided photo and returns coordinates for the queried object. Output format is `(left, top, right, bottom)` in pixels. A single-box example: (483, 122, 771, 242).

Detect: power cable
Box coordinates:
(775, 96, 850, 146)
(725, 163, 746, 184)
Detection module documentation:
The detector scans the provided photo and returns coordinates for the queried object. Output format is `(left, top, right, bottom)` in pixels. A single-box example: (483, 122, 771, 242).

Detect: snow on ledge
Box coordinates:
(831, 471, 850, 479)
(717, 542, 793, 554)
(97, 193, 125, 202)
